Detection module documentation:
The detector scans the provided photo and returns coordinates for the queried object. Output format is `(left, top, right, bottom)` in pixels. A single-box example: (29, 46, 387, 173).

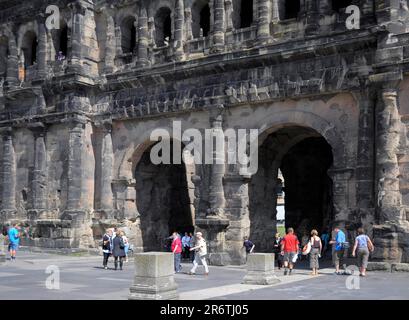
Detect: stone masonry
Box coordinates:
(1, 0, 409, 265)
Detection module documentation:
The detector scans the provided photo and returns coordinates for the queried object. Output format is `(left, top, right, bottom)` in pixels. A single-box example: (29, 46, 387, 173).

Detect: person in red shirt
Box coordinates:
(171, 232, 183, 273)
(280, 227, 300, 275)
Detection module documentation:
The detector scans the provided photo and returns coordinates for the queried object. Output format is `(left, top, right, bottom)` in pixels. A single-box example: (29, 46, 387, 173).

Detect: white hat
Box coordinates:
(196, 232, 202, 236)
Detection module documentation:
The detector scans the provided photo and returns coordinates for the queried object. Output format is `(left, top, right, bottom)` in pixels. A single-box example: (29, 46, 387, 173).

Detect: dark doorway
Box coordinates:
(200, 3, 211, 37)
(155, 7, 172, 47)
(135, 142, 194, 252)
(240, 0, 253, 28)
(332, 0, 353, 12)
(285, 0, 301, 19)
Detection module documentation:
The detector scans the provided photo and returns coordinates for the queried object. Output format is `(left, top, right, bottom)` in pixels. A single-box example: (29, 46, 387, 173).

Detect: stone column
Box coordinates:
(29, 125, 48, 218)
(257, 0, 271, 43)
(303, 0, 320, 35)
(207, 104, 226, 218)
(95, 122, 114, 218)
(137, 5, 149, 67)
(6, 35, 19, 87)
(0, 128, 16, 219)
(104, 9, 116, 73)
(272, 0, 280, 23)
(225, 0, 233, 31)
(212, 0, 225, 52)
(66, 119, 86, 213)
(173, 0, 185, 61)
(185, 8, 193, 40)
(328, 168, 354, 227)
(376, 88, 405, 223)
(67, 1, 86, 74)
(37, 19, 48, 78)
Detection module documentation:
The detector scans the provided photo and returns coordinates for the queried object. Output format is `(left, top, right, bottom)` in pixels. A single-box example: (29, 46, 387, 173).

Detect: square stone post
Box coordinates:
(0, 127, 16, 221)
(129, 252, 179, 300)
(242, 253, 280, 285)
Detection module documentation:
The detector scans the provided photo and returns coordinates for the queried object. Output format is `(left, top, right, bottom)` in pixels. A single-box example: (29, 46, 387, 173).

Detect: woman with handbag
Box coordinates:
(352, 228, 374, 277)
(308, 230, 322, 276)
(112, 230, 126, 270)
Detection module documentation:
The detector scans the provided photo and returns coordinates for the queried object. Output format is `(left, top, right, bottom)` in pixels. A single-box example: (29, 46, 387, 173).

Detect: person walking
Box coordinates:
(171, 232, 183, 273)
(189, 232, 195, 263)
(122, 231, 130, 263)
(309, 229, 322, 276)
(280, 228, 299, 275)
(7, 223, 20, 261)
(112, 230, 126, 270)
(243, 236, 255, 260)
(352, 228, 374, 277)
(329, 226, 346, 275)
(320, 229, 330, 256)
(181, 232, 191, 260)
(273, 233, 283, 270)
(102, 229, 113, 269)
(189, 232, 209, 276)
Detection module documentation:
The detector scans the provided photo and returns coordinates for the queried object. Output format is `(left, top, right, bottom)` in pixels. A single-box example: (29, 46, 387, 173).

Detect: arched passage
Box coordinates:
(249, 126, 334, 251)
(121, 16, 137, 54)
(134, 141, 195, 251)
(21, 31, 37, 67)
(192, 0, 210, 38)
(155, 7, 172, 47)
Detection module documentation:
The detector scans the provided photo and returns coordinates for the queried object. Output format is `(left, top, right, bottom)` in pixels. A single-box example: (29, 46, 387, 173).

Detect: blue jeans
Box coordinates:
(174, 253, 182, 272)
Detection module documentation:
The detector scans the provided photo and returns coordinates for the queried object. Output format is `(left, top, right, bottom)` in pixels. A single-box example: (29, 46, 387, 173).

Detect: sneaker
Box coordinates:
(104, 266, 108, 270)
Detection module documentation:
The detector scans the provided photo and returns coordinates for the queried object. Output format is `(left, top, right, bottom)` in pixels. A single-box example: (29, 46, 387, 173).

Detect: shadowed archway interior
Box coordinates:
(249, 126, 334, 251)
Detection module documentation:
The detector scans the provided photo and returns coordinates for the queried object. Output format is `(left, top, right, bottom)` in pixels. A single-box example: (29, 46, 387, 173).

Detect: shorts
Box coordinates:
(8, 243, 19, 251)
(357, 248, 369, 268)
(333, 250, 344, 267)
(283, 251, 297, 263)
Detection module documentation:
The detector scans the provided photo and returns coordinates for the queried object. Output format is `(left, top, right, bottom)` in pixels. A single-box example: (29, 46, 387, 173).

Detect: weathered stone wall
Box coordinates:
(0, 0, 409, 264)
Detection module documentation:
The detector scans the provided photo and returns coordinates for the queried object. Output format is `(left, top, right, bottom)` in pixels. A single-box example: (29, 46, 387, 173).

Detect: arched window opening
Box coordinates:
(55, 24, 68, 61)
(240, 0, 253, 28)
(121, 17, 137, 54)
(285, 0, 300, 19)
(332, 0, 353, 12)
(155, 7, 172, 47)
(192, 1, 211, 38)
(22, 31, 37, 67)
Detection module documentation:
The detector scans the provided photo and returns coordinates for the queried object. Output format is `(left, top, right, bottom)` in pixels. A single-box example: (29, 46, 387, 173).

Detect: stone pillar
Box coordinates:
(257, 0, 271, 43)
(185, 8, 193, 40)
(95, 122, 114, 218)
(112, 179, 138, 221)
(29, 125, 48, 218)
(67, 1, 86, 74)
(328, 168, 354, 227)
(207, 105, 226, 218)
(173, 0, 185, 61)
(242, 253, 280, 285)
(0, 128, 16, 219)
(225, 0, 233, 31)
(6, 35, 19, 87)
(129, 252, 179, 300)
(272, 0, 280, 23)
(303, 0, 320, 35)
(0, 233, 5, 263)
(104, 10, 116, 73)
(355, 91, 376, 222)
(376, 88, 405, 223)
(137, 5, 149, 67)
(37, 20, 48, 78)
(212, 0, 225, 52)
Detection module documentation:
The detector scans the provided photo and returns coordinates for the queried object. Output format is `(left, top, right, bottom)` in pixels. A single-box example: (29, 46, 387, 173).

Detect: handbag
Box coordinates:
(302, 242, 311, 255)
(367, 236, 374, 252)
(292, 253, 298, 263)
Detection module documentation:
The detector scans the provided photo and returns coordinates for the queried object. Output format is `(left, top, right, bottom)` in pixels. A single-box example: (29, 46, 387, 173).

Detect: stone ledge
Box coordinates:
(367, 262, 409, 272)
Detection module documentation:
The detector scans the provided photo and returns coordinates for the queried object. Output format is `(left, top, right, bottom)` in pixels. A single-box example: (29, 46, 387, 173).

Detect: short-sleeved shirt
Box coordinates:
(282, 234, 299, 253)
(182, 236, 191, 247)
(356, 235, 369, 249)
(8, 228, 19, 245)
(171, 237, 182, 254)
(243, 240, 254, 253)
(335, 230, 346, 251)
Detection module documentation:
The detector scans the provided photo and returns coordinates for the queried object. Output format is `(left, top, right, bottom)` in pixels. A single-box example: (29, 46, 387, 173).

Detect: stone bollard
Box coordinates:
(129, 252, 179, 300)
(0, 234, 6, 263)
(242, 253, 280, 285)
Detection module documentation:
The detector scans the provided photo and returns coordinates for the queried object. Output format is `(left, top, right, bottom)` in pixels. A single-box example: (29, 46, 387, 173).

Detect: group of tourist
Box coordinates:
(170, 231, 209, 275)
(245, 226, 375, 277)
(101, 228, 130, 270)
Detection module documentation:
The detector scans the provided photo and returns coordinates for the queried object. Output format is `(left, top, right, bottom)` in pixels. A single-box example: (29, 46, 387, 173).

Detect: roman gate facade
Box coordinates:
(1, 0, 409, 265)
